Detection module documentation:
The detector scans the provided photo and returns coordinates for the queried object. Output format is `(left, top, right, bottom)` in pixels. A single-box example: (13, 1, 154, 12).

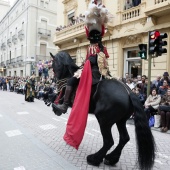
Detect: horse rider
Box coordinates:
(52, 0, 110, 114)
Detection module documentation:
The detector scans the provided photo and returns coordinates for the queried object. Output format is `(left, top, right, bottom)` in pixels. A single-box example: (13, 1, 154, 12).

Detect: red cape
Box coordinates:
(63, 60, 92, 149)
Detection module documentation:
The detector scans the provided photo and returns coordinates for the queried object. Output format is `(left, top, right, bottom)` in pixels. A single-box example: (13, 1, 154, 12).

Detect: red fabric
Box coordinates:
(54, 90, 63, 104)
(63, 60, 92, 149)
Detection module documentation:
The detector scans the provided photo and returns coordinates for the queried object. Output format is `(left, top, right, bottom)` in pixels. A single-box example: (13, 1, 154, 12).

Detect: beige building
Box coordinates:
(0, 0, 57, 77)
(54, 0, 170, 80)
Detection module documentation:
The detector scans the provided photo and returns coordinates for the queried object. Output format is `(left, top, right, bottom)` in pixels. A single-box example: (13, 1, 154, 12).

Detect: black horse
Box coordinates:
(50, 51, 156, 170)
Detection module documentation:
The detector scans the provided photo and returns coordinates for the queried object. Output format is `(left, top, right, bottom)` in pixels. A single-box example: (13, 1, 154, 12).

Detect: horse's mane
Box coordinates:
(54, 51, 80, 76)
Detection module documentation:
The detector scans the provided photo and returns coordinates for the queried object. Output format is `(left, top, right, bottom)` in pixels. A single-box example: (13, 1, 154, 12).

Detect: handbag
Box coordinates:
(149, 116, 155, 127)
(154, 115, 161, 128)
(159, 105, 170, 112)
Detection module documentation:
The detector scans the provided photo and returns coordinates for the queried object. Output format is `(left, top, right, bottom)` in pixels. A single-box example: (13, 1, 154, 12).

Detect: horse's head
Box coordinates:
(50, 51, 79, 80)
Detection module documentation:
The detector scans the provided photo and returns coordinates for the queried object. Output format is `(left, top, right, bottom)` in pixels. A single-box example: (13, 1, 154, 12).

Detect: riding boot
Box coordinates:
(54, 86, 73, 113)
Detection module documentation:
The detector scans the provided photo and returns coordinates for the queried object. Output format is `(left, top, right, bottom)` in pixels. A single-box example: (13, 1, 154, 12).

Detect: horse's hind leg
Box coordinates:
(104, 118, 130, 165)
(87, 117, 114, 166)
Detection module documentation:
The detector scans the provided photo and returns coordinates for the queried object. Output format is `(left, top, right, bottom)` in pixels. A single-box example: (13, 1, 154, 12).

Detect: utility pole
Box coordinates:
(147, 55, 152, 97)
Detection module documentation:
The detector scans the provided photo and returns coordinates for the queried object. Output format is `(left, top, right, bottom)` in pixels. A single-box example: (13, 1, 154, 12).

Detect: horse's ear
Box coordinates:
(50, 52, 55, 59)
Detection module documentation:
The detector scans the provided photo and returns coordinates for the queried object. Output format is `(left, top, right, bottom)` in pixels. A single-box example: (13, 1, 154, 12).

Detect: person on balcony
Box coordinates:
(124, 0, 134, 10)
(133, 0, 141, 7)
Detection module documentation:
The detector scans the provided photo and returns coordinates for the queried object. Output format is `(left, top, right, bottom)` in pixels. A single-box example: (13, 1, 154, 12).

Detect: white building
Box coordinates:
(0, 0, 57, 77)
(0, 0, 10, 21)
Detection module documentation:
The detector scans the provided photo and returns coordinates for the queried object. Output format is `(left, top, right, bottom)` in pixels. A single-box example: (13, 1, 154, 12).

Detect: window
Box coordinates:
(67, 12, 75, 25)
(40, 44, 47, 56)
(21, 45, 23, 56)
(14, 71, 16, 76)
(41, 19, 47, 29)
(9, 51, 11, 62)
(15, 48, 17, 58)
(40, 0, 44, 7)
(20, 70, 23, 77)
(124, 0, 141, 10)
(22, 22, 24, 30)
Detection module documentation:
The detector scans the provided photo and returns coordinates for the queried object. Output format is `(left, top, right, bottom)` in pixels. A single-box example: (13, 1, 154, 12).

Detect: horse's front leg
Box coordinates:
(87, 116, 114, 166)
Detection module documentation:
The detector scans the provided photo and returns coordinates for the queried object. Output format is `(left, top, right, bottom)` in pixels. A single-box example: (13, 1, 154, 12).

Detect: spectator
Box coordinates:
(126, 78, 135, 90)
(158, 80, 170, 97)
(137, 75, 147, 99)
(157, 72, 170, 89)
(124, 0, 133, 10)
(144, 88, 161, 120)
(137, 75, 142, 84)
(122, 72, 130, 84)
(159, 88, 170, 132)
(135, 88, 145, 105)
(132, 88, 136, 93)
(133, 0, 141, 7)
(152, 74, 161, 89)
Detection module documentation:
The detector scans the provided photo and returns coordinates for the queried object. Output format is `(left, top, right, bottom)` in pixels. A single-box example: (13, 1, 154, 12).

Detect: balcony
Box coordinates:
(12, 34, 18, 44)
(16, 56, 24, 66)
(1, 43, 6, 51)
(36, 55, 50, 62)
(16, 56, 24, 62)
(145, 0, 170, 17)
(18, 30, 24, 40)
(7, 38, 12, 47)
(53, 22, 85, 46)
(122, 5, 141, 21)
(0, 61, 5, 67)
(38, 28, 51, 38)
(11, 58, 17, 67)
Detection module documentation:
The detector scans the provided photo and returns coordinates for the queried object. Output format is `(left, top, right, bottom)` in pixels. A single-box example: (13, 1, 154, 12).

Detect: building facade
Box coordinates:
(54, 0, 170, 80)
(0, 0, 10, 21)
(0, 0, 57, 77)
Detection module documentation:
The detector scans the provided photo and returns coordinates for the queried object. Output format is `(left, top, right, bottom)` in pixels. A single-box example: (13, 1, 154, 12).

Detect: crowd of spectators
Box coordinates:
(120, 71, 170, 132)
(0, 75, 58, 103)
(56, 14, 85, 32)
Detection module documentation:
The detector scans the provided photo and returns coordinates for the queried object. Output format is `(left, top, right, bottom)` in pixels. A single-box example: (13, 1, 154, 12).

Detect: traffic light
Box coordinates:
(148, 30, 168, 57)
(138, 44, 147, 59)
(156, 33, 167, 56)
(148, 31, 160, 55)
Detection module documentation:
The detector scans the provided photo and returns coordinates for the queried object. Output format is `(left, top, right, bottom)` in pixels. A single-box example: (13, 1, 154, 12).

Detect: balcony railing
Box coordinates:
(145, 0, 170, 17)
(12, 34, 18, 44)
(122, 6, 141, 21)
(18, 30, 24, 40)
(1, 43, 6, 50)
(7, 38, 12, 46)
(54, 22, 85, 46)
(38, 28, 51, 38)
(11, 58, 17, 65)
(36, 55, 50, 62)
(6, 60, 10, 66)
(16, 56, 24, 62)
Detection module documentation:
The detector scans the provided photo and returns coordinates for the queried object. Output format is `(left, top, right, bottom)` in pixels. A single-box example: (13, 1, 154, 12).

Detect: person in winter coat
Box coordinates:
(144, 88, 161, 120)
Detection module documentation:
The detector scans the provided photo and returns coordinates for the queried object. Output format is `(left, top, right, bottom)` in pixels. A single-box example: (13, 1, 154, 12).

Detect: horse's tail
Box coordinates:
(129, 92, 156, 170)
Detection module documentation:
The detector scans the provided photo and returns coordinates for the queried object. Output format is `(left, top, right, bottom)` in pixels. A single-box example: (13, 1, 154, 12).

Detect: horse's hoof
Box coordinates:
(87, 155, 103, 166)
(104, 157, 119, 166)
(52, 103, 62, 116)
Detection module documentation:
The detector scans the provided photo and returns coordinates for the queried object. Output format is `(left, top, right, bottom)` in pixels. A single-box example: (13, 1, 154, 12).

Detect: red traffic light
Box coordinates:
(150, 31, 160, 39)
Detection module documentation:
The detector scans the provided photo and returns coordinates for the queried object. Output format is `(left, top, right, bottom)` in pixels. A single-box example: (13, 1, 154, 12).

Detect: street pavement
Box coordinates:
(0, 90, 170, 170)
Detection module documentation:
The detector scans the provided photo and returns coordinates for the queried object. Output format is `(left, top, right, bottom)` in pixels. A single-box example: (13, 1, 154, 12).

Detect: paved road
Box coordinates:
(0, 91, 170, 170)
